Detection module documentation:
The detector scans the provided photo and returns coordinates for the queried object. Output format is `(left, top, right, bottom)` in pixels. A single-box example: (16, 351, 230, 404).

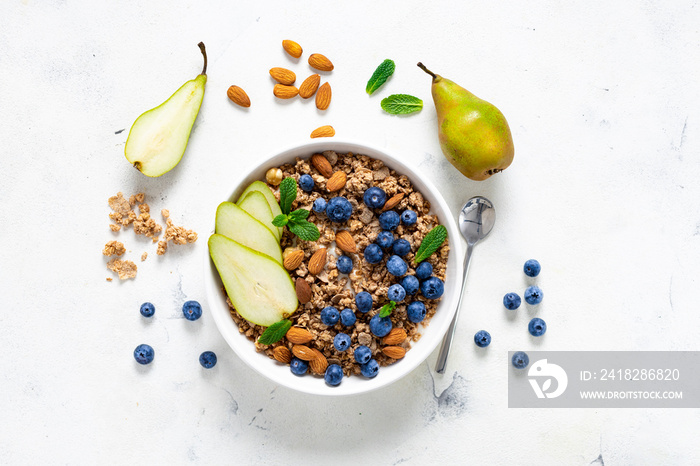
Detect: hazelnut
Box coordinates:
(266, 168, 283, 185)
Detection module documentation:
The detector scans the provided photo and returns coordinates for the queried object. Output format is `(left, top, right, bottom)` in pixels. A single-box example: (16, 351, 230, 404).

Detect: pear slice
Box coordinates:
(124, 43, 208, 177)
(238, 191, 279, 241)
(208, 234, 298, 327)
(215, 202, 282, 264)
(236, 181, 283, 239)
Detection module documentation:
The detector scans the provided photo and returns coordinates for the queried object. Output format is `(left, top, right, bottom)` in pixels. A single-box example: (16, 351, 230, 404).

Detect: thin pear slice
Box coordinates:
(124, 43, 208, 177)
(215, 202, 282, 264)
(236, 181, 283, 239)
(238, 191, 279, 240)
(208, 234, 298, 327)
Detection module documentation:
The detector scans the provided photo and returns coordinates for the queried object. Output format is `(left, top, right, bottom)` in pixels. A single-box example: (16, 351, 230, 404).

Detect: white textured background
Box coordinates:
(1, 1, 699, 464)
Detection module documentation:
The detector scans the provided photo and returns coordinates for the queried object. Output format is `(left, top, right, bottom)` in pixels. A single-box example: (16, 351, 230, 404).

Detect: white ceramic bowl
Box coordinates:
(205, 140, 464, 396)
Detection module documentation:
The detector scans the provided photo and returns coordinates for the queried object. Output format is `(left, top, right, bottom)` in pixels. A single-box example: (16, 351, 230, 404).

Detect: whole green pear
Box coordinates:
(418, 63, 514, 181)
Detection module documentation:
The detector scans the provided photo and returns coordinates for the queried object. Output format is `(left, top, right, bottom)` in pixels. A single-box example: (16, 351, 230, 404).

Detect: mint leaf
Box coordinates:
(257, 319, 292, 345)
(366, 59, 395, 95)
(414, 225, 447, 263)
(379, 301, 396, 318)
(288, 208, 310, 222)
(381, 94, 423, 115)
(279, 177, 297, 215)
(288, 220, 320, 242)
(272, 214, 289, 227)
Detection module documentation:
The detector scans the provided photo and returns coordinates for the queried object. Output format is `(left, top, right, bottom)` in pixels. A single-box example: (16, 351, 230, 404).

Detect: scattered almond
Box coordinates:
(282, 39, 303, 58)
(292, 345, 316, 361)
(308, 247, 327, 275)
(382, 346, 406, 359)
(309, 349, 329, 374)
(382, 192, 405, 211)
(382, 328, 407, 346)
(308, 53, 334, 71)
(335, 230, 356, 254)
(299, 74, 321, 99)
(310, 153, 333, 177)
(310, 125, 335, 139)
(273, 84, 299, 99)
(227, 85, 251, 108)
(269, 67, 296, 85)
(273, 346, 292, 364)
(326, 170, 347, 192)
(295, 277, 312, 304)
(283, 249, 305, 270)
(315, 82, 332, 110)
(286, 327, 314, 344)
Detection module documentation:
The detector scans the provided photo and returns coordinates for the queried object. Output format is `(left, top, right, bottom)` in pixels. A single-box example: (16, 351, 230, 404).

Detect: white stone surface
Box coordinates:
(1, 1, 699, 464)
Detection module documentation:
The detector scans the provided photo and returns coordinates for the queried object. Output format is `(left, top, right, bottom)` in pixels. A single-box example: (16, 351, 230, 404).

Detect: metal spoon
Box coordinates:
(435, 196, 495, 374)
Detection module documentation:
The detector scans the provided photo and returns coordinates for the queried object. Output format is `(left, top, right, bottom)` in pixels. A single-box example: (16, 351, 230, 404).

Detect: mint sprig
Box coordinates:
(379, 301, 396, 318)
(381, 94, 423, 115)
(366, 59, 395, 95)
(414, 225, 447, 263)
(258, 319, 292, 345)
(289, 220, 321, 241)
(279, 177, 297, 215)
(273, 177, 321, 242)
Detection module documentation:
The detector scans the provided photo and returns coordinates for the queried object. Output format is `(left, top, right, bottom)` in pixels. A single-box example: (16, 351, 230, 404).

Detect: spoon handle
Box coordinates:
(435, 243, 474, 374)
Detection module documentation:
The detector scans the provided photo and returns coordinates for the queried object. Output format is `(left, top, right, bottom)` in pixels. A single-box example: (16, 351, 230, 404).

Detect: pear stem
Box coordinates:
(198, 42, 207, 75)
(417, 62, 437, 80)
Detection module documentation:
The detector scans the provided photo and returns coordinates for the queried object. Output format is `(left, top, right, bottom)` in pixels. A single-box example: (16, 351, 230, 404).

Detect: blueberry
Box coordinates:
(503, 292, 522, 310)
(340, 308, 356, 327)
(528, 317, 547, 337)
(336, 255, 353, 274)
(355, 291, 373, 313)
(401, 210, 417, 226)
(312, 198, 327, 213)
(326, 196, 353, 223)
(290, 357, 309, 375)
(401, 275, 419, 295)
(299, 174, 315, 192)
(140, 302, 155, 318)
(363, 187, 387, 209)
(386, 255, 408, 277)
(512, 351, 530, 369)
(364, 243, 384, 264)
(406, 301, 426, 323)
(354, 345, 372, 364)
(524, 259, 541, 277)
(387, 284, 406, 302)
(524, 286, 543, 305)
(474, 330, 491, 347)
(199, 351, 217, 368)
(415, 262, 433, 281)
(320, 306, 340, 326)
(182, 300, 202, 321)
(324, 364, 343, 386)
(360, 359, 379, 378)
(375, 231, 394, 249)
(369, 314, 392, 337)
(420, 277, 444, 299)
(133, 344, 154, 365)
(334, 333, 351, 352)
(392, 238, 411, 257)
(378, 211, 400, 230)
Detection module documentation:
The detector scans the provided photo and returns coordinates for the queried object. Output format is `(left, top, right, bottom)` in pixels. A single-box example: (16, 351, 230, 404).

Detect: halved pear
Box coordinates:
(236, 181, 283, 239)
(238, 191, 279, 241)
(208, 234, 298, 326)
(124, 43, 208, 177)
(215, 202, 282, 264)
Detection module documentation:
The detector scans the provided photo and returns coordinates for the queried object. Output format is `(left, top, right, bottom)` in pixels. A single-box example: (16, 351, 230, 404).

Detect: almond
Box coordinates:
(299, 74, 321, 99)
(310, 153, 333, 177)
(382, 346, 406, 359)
(315, 82, 332, 110)
(292, 345, 316, 361)
(326, 170, 347, 192)
(309, 349, 328, 374)
(269, 67, 296, 85)
(273, 346, 292, 364)
(273, 84, 299, 99)
(295, 277, 312, 304)
(226, 85, 251, 108)
(283, 249, 304, 270)
(308, 248, 327, 275)
(382, 328, 407, 346)
(382, 193, 405, 211)
(282, 39, 303, 59)
(286, 327, 313, 344)
(308, 53, 334, 71)
(335, 230, 356, 254)
(310, 125, 335, 139)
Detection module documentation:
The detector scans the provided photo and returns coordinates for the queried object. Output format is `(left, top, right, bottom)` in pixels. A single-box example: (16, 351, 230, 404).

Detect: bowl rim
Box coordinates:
(204, 139, 464, 396)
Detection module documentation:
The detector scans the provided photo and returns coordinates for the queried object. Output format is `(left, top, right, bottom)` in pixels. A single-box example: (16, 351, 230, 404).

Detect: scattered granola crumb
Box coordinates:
(156, 215, 198, 255)
(106, 277, 113, 282)
(107, 258, 137, 280)
(141, 252, 148, 261)
(161, 209, 170, 219)
(109, 224, 121, 232)
(102, 240, 126, 256)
